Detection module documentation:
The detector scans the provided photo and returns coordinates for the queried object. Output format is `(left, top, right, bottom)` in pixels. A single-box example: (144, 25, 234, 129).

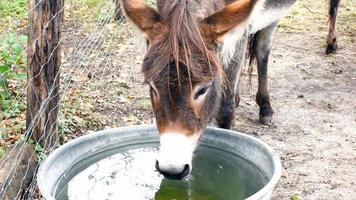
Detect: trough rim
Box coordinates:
(209, 126, 282, 200)
(38, 125, 282, 200)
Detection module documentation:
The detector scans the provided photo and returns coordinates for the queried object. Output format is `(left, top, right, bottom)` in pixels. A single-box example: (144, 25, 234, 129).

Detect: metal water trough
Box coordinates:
(37, 125, 281, 200)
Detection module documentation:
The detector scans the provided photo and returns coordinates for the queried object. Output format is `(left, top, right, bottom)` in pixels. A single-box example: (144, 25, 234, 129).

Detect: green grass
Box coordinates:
(0, 0, 28, 33)
(0, 33, 27, 155)
(279, 0, 356, 41)
(0, 0, 29, 120)
(66, 0, 113, 22)
(0, 0, 27, 19)
(65, 0, 156, 23)
(0, 0, 118, 151)
(0, 32, 27, 112)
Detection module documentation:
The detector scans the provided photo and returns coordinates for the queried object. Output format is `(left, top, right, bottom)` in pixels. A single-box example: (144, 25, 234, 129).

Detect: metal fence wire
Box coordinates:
(0, 0, 145, 199)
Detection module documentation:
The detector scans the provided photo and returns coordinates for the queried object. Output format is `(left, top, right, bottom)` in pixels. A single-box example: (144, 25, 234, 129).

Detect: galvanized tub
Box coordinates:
(37, 125, 282, 200)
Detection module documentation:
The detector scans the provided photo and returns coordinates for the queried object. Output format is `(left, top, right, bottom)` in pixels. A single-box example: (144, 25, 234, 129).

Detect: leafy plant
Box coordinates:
(19, 136, 47, 160)
(34, 143, 47, 161)
(0, 33, 27, 112)
(0, 131, 9, 140)
(0, 33, 27, 147)
(291, 194, 301, 200)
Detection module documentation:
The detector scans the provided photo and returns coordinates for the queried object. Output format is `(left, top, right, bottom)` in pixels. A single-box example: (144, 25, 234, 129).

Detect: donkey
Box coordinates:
(120, 0, 336, 179)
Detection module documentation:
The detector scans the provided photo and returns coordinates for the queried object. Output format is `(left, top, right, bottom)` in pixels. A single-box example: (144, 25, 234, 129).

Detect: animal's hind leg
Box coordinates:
(326, 0, 340, 54)
(254, 22, 278, 126)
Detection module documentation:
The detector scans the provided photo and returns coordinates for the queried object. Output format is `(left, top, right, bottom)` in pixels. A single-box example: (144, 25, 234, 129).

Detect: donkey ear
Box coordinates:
(201, 0, 257, 40)
(121, 0, 164, 40)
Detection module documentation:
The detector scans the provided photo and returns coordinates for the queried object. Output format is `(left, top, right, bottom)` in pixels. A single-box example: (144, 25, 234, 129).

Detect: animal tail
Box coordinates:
(248, 33, 258, 68)
(246, 33, 258, 87)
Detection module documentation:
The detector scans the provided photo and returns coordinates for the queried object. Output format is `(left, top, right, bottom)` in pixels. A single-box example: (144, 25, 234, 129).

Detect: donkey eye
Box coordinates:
(194, 86, 209, 100)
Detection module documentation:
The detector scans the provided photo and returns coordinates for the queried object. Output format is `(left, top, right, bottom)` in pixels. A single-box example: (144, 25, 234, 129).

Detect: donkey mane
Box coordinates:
(143, 0, 222, 87)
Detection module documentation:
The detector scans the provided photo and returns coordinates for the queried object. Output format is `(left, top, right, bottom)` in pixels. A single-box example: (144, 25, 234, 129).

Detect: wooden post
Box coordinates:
(0, 143, 37, 199)
(27, 0, 64, 149)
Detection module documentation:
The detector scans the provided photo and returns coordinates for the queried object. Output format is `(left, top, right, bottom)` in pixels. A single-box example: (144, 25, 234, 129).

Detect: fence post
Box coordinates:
(27, 0, 64, 149)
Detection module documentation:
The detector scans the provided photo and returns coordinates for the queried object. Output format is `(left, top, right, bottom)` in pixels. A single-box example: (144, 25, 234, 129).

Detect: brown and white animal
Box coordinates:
(120, 0, 340, 179)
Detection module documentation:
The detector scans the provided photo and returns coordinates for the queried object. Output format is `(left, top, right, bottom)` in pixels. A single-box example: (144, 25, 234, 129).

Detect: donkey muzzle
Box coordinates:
(155, 160, 190, 179)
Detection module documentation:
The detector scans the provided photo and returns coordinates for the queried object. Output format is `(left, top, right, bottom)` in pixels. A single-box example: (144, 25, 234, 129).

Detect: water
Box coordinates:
(56, 145, 267, 200)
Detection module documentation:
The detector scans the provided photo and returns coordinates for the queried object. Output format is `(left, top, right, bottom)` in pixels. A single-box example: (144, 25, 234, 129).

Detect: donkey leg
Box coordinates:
(326, 0, 340, 54)
(235, 87, 241, 108)
(216, 33, 248, 129)
(254, 22, 278, 126)
(216, 90, 236, 129)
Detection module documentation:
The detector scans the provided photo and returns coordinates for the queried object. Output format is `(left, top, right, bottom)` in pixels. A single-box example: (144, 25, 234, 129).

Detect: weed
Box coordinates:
(0, 32, 27, 147)
(0, 33, 27, 116)
(291, 194, 301, 200)
(34, 143, 46, 161)
(58, 96, 106, 144)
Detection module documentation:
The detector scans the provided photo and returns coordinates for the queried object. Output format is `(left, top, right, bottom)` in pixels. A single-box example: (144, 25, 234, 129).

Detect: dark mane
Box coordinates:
(143, 0, 222, 87)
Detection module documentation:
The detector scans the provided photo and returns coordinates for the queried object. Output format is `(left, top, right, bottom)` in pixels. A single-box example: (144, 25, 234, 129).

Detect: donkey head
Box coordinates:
(121, 0, 256, 179)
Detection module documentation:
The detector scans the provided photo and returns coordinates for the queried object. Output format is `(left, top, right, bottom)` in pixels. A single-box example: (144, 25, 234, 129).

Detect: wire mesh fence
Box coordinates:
(0, 0, 147, 199)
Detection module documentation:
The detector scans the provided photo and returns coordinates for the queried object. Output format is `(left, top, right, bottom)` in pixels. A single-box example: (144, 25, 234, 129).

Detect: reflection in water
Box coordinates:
(155, 179, 191, 200)
(66, 147, 162, 200)
(155, 179, 216, 200)
(57, 146, 267, 200)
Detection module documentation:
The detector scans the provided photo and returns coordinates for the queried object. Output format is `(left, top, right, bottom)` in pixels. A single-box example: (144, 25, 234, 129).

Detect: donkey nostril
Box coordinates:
(181, 164, 190, 178)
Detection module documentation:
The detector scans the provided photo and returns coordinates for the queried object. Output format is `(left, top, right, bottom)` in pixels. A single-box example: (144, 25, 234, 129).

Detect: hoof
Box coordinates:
(218, 118, 234, 129)
(259, 105, 273, 126)
(219, 123, 233, 130)
(326, 39, 337, 55)
(259, 115, 272, 126)
(235, 95, 240, 108)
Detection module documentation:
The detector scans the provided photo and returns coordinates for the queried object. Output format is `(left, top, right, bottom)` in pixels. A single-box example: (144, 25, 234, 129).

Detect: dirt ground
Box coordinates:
(236, 31, 356, 199)
(57, 1, 356, 199)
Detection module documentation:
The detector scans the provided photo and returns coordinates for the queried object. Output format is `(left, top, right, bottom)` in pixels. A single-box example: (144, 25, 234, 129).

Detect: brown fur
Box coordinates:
(121, 0, 258, 135)
(120, 0, 167, 40)
(201, 0, 256, 38)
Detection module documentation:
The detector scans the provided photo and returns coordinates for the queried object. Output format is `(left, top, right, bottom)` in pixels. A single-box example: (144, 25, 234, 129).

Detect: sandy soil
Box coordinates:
(236, 31, 356, 199)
